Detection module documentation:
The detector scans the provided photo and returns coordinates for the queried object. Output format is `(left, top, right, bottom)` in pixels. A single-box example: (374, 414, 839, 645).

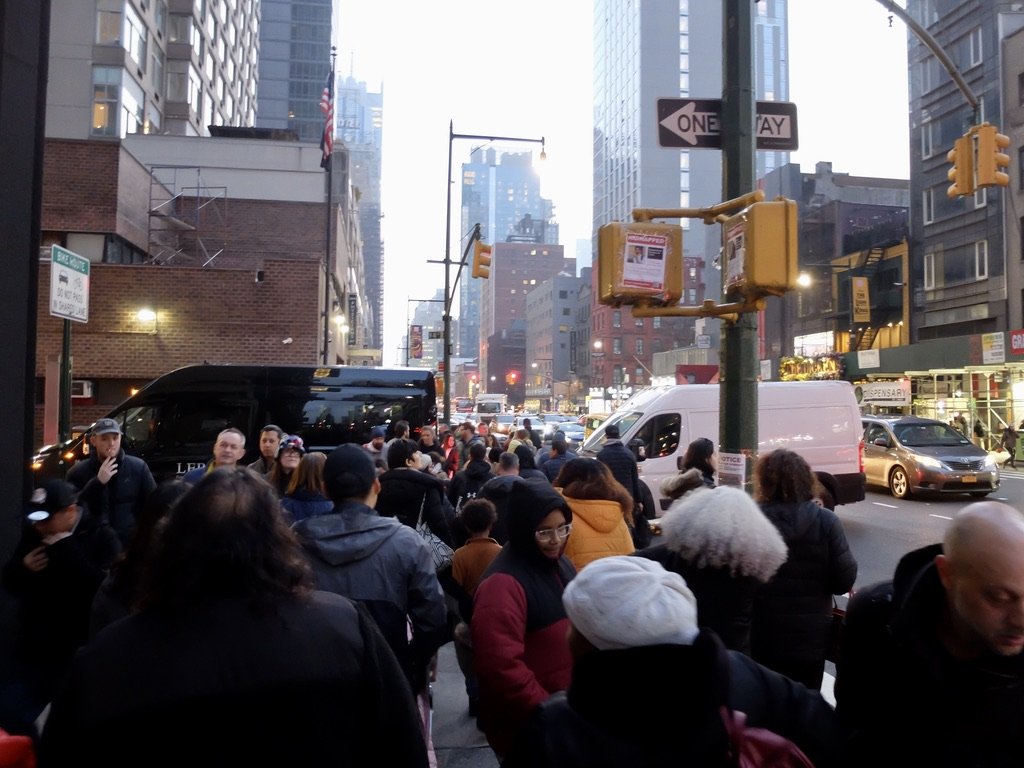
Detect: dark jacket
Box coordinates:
(39, 593, 429, 768)
(280, 488, 334, 523)
(504, 631, 843, 768)
(294, 499, 448, 694)
(65, 450, 156, 547)
(514, 445, 547, 481)
(447, 459, 495, 511)
(3, 513, 121, 698)
(836, 544, 1024, 767)
(540, 450, 572, 483)
(596, 440, 641, 503)
(751, 499, 857, 688)
(375, 467, 454, 547)
(479, 474, 520, 545)
(471, 480, 576, 757)
(635, 548, 768, 656)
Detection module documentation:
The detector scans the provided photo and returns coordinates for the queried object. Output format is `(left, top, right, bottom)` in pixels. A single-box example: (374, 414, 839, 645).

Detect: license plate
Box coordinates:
(963, 474, 977, 483)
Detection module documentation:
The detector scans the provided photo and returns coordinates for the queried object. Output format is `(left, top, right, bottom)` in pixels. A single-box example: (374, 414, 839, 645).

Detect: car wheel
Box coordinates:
(889, 466, 911, 499)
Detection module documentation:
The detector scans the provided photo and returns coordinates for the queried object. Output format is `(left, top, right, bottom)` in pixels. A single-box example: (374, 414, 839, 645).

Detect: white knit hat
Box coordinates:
(562, 556, 699, 650)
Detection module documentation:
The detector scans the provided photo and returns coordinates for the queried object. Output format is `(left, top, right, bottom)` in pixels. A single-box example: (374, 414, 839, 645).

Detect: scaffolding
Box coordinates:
(147, 166, 227, 266)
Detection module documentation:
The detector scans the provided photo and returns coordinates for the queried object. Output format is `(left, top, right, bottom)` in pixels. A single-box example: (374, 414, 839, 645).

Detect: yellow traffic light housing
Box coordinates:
(471, 241, 493, 279)
(946, 134, 975, 198)
(975, 123, 1010, 188)
(596, 222, 683, 307)
(720, 199, 798, 300)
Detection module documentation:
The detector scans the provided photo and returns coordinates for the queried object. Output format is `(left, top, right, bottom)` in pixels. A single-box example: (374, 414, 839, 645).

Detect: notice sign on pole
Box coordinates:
(50, 245, 90, 323)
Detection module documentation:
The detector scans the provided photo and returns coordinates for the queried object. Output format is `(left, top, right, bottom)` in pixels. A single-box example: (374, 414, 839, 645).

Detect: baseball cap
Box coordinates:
(27, 479, 78, 522)
(324, 444, 377, 500)
(370, 426, 387, 439)
(92, 418, 122, 436)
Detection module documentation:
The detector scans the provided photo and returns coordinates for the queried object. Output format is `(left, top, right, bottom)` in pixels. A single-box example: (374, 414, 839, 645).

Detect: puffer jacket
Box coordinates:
(558, 495, 634, 571)
(375, 467, 454, 547)
(751, 499, 857, 688)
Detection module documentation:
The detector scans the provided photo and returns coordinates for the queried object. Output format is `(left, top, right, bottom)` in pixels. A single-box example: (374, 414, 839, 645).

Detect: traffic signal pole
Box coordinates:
(720, 0, 758, 493)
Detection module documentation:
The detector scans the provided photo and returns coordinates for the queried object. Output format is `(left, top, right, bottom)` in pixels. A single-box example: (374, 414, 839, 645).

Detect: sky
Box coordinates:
(336, 1, 910, 363)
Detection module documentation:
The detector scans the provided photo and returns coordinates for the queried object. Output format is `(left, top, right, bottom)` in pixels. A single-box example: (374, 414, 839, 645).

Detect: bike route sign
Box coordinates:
(49, 245, 90, 323)
(657, 98, 799, 150)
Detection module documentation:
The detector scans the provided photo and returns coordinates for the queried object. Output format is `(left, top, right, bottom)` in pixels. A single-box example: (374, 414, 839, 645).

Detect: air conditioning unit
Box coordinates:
(71, 380, 94, 399)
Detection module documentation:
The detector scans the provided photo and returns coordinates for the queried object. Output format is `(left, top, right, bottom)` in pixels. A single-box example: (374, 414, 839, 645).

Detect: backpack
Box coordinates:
(720, 707, 815, 767)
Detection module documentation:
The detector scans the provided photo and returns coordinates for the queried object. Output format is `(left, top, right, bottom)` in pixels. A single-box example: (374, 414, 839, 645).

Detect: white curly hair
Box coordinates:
(657, 485, 787, 582)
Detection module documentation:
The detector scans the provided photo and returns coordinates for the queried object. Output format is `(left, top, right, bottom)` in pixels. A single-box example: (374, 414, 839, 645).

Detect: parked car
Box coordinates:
(560, 422, 586, 448)
(862, 415, 999, 499)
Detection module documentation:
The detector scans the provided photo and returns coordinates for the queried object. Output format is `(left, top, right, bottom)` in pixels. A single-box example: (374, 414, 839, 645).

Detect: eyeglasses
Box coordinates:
(534, 523, 572, 543)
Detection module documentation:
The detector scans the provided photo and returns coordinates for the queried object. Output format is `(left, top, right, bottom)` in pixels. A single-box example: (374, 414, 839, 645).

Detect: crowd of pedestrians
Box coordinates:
(5, 414, 1024, 768)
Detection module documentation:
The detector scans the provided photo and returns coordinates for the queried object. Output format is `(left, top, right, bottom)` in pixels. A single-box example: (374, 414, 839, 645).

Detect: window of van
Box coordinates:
(634, 413, 681, 458)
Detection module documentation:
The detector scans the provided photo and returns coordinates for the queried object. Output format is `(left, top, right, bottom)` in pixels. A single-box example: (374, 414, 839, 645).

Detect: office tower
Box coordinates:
(457, 147, 557, 361)
(256, 0, 335, 142)
(591, 0, 789, 389)
(337, 75, 384, 350)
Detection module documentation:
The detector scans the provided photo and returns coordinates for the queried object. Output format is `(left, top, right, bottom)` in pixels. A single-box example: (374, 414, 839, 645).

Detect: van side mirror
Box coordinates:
(629, 437, 646, 462)
(873, 437, 889, 447)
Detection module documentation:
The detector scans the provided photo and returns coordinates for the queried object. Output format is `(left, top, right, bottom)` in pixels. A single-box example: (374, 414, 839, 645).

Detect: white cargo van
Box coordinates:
(579, 381, 865, 512)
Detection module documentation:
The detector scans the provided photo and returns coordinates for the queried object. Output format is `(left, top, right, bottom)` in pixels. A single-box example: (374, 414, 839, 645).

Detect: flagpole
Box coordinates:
(322, 47, 336, 365)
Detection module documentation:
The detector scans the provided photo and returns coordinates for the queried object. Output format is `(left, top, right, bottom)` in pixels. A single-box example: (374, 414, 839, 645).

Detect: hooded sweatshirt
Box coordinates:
(471, 478, 576, 757)
(294, 499, 448, 691)
(559, 495, 635, 571)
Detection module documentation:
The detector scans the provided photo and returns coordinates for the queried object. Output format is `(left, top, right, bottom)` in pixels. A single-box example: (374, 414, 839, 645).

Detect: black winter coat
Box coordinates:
(375, 467, 454, 547)
(596, 440, 641, 503)
(447, 459, 495, 510)
(66, 450, 156, 547)
(751, 499, 857, 688)
(836, 545, 1024, 767)
(504, 630, 844, 768)
(479, 474, 519, 545)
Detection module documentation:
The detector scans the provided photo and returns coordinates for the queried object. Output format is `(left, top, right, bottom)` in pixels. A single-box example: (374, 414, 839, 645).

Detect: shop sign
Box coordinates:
(856, 380, 911, 406)
(982, 332, 1005, 364)
(1010, 329, 1024, 356)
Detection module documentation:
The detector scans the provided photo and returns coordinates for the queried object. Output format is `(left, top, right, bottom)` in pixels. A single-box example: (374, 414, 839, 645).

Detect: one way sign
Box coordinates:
(657, 98, 798, 150)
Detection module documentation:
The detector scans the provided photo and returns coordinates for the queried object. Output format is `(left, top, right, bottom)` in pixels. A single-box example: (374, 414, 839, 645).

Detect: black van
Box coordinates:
(32, 364, 438, 482)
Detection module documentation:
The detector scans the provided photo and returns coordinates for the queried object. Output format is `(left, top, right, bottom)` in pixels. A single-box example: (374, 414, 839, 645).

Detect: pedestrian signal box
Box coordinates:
(597, 222, 683, 307)
(720, 199, 798, 299)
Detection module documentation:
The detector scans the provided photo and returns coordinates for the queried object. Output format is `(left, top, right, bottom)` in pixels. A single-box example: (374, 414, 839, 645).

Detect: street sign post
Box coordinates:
(49, 245, 90, 322)
(657, 98, 798, 150)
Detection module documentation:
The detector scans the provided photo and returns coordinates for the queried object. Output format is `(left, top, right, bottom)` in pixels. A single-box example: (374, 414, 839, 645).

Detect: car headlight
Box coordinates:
(916, 455, 944, 469)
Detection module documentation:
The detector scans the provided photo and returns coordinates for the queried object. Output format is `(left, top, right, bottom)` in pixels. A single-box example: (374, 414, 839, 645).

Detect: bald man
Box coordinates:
(836, 501, 1024, 767)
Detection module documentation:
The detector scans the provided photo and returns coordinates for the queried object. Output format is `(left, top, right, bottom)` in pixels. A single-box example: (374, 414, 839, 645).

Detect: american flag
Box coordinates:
(319, 70, 334, 171)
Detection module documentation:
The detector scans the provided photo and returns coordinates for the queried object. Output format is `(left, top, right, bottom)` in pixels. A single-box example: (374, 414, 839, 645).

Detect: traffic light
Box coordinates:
(471, 241, 493, 279)
(975, 123, 1010, 188)
(946, 134, 975, 199)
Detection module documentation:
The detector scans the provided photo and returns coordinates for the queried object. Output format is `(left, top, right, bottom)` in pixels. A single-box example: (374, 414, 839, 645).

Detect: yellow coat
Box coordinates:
(559, 493, 635, 571)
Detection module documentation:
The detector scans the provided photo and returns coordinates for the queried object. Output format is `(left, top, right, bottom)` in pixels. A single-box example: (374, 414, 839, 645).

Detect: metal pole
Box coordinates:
(59, 319, 71, 442)
(322, 49, 336, 365)
(443, 121, 454, 426)
(720, 0, 758, 493)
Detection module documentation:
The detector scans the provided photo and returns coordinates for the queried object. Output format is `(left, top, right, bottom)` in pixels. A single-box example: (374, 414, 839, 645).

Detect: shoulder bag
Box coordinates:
(415, 493, 454, 571)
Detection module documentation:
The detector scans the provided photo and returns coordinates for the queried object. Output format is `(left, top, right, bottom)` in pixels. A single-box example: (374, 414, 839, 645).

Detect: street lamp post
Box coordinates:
(438, 120, 545, 426)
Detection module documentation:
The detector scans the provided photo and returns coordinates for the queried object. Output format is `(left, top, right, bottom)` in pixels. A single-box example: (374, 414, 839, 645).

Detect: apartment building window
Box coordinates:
(973, 185, 987, 209)
(924, 251, 936, 290)
(652, 317, 661, 329)
(188, 64, 202, 117)
(155, 0, 167, 38)
(635, 338, 644, 355)
(612, 310, 621, 328)
(635, 317, 644, 327)
(96, 1, 121, 44)
(612, 337, 622, 355)
(921, 120, 934, 158)
(150, 47, 165, 96)
(91, 67, 121, 136)
(922, 189, 934, 225)
(122, 75, 144, 136)
(976, 240, 988, 280)
(969, 27, 982, 67)
(124, 2, 147, 71)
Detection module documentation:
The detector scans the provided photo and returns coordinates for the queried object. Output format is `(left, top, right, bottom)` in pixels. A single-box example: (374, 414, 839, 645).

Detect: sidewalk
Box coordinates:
(429, 641, 836, 767)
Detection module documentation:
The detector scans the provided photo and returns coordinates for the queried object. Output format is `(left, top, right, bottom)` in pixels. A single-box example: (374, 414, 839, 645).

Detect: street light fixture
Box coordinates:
(439, 120, 546, 426)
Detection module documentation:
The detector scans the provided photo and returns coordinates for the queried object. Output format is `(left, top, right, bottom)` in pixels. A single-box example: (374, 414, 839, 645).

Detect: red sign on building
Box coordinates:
(1010, 329, 1024, 355)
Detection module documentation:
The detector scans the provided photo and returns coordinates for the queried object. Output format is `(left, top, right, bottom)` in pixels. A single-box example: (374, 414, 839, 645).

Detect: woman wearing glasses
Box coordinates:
(470, 477, 576, 762)
(553, 457, 635, 572)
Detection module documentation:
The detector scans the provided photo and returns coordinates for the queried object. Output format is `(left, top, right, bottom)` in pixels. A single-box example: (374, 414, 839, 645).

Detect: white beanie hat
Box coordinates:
(562, 556, 699, 650)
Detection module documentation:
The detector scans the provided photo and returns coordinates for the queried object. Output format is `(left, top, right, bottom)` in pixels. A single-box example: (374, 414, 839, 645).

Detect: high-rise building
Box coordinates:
(256, 0, 335, 142)
(458, 147, 556, 361)
(48, 0, 260, 140)
(337, 75, 384, 350)
(590, 0, 789, 389)
(906, 1, 1008, 341)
